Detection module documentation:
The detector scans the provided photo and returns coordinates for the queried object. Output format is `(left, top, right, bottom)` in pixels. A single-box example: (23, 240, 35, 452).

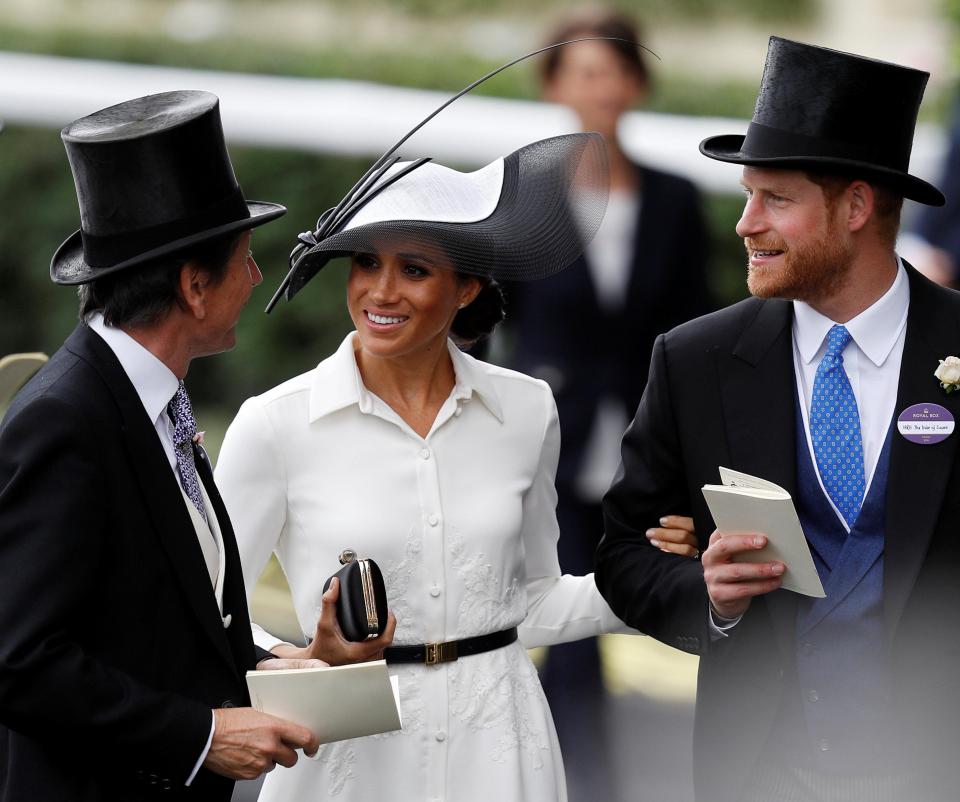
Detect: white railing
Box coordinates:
(0, 50, 946, 196)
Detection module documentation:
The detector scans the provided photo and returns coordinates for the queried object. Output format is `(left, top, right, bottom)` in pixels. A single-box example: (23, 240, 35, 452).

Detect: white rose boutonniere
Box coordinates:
(934, 356, 960, 394)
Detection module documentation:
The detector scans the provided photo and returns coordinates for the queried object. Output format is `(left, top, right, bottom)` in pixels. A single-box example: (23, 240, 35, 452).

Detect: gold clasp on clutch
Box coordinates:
(424, 641, 458, 666)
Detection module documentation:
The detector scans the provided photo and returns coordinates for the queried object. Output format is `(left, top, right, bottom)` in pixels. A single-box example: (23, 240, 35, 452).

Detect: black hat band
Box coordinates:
(742, 122, 895, 168)
(80, 188, 250, 269)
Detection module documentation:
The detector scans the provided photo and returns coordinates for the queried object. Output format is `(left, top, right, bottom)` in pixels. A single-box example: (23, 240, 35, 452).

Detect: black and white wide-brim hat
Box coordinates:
(699, 36, 944, 206)
(51, 90, 287, 286)
(270, 132, 608, 309)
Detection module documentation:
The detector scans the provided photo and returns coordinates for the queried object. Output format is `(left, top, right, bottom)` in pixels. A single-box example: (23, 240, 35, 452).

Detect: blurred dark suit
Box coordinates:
(912, 96, 960, 279)
(508, 164, 712, 496)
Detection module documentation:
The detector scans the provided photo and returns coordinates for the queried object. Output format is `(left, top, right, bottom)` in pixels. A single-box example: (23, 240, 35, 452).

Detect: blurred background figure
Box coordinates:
(498, 10, 714, 800)
(901, 93, 960, 287)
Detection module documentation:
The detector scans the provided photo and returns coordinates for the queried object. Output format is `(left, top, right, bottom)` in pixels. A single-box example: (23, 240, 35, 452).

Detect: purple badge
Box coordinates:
(897, 403, 955, 444)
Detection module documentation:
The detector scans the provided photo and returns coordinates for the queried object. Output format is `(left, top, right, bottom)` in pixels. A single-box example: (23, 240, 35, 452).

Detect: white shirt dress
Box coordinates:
(215, 332, 626, 801)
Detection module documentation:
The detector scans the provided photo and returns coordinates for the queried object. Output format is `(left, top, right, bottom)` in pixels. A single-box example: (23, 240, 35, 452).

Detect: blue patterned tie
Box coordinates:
(168, 382, 207, 519)
(810, 325, 865, 528)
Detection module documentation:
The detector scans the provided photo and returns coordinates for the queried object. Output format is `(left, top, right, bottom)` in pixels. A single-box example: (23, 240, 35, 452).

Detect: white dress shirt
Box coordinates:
(576, 188, 641, 501)
(792, 259, 909, 528)
(583, 188, 639, 312)
(88, 313, 181, 471)
(86, 313, 216, 785)
(215, 331, 628, 802)
(711, 258, 909, 637)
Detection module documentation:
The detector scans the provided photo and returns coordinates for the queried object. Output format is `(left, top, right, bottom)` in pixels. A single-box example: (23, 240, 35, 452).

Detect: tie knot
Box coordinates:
(168, 382, 197, 448)
(825, 325, 852, 360)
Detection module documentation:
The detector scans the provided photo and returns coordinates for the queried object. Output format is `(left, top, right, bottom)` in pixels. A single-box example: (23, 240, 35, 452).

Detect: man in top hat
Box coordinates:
(596, 37, 960, 802)
(0, 91, 326, 801)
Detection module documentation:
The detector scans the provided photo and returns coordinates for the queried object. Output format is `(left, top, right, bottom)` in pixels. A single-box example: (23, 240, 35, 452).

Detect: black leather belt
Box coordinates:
(384, 627, 518, 666)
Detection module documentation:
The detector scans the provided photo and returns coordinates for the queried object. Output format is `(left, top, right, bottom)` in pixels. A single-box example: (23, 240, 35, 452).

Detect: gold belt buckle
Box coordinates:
(424, 640, 458, 666)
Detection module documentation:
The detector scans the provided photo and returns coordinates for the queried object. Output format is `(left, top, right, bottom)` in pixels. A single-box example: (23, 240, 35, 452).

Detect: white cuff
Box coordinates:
(185, 713, 216, 786)
(708, 605, 742, 641)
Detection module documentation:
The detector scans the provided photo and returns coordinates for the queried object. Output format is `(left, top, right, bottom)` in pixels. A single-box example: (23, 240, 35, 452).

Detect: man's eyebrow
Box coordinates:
(739, 181, 792, 195)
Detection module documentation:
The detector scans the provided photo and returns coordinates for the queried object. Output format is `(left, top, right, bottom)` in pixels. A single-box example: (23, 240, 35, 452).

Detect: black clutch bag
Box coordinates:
(322, 549, 389, 642)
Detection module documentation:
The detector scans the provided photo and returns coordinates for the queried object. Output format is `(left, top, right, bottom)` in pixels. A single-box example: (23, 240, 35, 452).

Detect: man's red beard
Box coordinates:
(745, 224, 855, 305)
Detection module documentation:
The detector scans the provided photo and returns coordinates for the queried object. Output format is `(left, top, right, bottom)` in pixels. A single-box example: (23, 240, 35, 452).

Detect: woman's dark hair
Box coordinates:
(541, 10, 649, 86)
(78, 231, 244, 328)
(451, 276, 505, 347)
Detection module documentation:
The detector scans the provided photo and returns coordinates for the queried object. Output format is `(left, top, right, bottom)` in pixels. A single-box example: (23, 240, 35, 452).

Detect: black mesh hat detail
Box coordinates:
(699, 36, 944, 206)
(278, 133, 607, 302)
(51, 90, 286, 286)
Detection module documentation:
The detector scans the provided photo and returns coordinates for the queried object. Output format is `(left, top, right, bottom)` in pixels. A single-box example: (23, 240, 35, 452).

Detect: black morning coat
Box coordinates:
(0, 324, 259, 801)
(596, 265, 960, 801)
(505, 163, 712, 492)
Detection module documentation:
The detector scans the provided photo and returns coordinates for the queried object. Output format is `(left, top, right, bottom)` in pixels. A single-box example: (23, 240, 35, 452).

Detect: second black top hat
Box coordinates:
(700, 36, 945, 206)
(51, 90, 287, 285)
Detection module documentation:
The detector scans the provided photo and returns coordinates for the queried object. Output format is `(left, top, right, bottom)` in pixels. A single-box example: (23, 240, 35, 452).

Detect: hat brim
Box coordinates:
(50, 200, 287, 286)
(700, 134, 945, 206)
(278, 133, 608, 306)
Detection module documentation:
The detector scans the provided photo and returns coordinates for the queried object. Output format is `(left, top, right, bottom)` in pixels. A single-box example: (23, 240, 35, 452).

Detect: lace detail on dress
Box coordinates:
(313, 742, 357, 796)
(381, 524, 426, 645)
(307, 669, 426, 797)
(447, 529, 551, 768)
(449, 645, 553, 769)
(448, 528, 523, 637)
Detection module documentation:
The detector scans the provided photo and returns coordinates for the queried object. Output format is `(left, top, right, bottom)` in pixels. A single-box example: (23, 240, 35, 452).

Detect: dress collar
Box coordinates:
(86, 312, 180, 424)
(309, 332, 503, 423)
(793, 257, 910, 368)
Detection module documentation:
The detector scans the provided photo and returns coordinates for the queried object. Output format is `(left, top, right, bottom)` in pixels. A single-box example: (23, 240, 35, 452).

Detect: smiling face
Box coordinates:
(347, 238, 480, 363)
(736, 166, 855, 305)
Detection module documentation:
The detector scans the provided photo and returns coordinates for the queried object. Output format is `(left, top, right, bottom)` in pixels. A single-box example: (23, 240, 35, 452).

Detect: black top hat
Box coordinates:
(51, 90, 286, 285)
(700, 36, 944, 206)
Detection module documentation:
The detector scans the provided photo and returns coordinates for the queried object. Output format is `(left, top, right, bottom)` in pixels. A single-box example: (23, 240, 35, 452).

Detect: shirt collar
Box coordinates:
(309, 331, 503, 423)
(308, 333, 366, 421)
(792, 257, 910, 367)
(447, 339, 503, 422)
(86, 312, 180, 425)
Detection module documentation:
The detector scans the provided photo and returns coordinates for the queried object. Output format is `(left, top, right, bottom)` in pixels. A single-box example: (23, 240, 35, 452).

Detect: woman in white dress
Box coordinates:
(215, 133, 697, 801)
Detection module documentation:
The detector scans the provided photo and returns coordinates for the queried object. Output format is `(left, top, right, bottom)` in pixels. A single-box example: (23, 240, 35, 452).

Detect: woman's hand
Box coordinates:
(270, 578, 397, 666)
(256, 657, 328, 671)
(645, 515, 700, 558)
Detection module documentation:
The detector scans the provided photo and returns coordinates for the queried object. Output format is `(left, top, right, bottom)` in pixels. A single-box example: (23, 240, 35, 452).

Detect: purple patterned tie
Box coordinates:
(168, 382, 207, 519)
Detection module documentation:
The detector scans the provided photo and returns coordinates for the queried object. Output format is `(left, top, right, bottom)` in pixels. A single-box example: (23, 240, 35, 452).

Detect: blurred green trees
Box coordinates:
(0, 6, 806, 413)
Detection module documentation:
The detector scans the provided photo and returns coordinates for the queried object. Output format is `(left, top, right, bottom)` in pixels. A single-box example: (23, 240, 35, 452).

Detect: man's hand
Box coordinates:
(646, 515, 699, 557)
(702, 530, 785, 619)
(270, 578, 397, 667)
(203, 708, 321, 780)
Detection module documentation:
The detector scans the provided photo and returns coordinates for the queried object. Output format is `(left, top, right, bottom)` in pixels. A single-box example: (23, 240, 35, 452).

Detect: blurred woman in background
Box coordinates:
(501, 11, 713, 798)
